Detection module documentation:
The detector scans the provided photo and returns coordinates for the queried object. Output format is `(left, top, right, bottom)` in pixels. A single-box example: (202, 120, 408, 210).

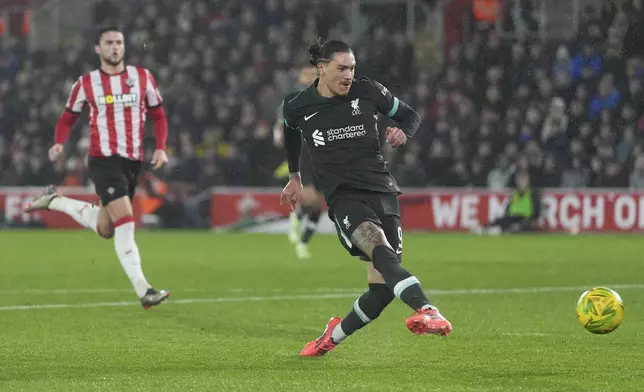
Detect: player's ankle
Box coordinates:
(420, 304, 436, 312)
(330, 323, 347, 344)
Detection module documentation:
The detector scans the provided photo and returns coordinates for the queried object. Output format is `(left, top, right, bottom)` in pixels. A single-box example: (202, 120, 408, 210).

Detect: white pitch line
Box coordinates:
(0, 284, 642, 312)
(0, 287, 365, 295)
(425, 283, 644, 295)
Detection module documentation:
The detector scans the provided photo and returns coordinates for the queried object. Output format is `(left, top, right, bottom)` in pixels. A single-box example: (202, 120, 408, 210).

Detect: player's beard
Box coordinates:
(102, 53, 124, 67)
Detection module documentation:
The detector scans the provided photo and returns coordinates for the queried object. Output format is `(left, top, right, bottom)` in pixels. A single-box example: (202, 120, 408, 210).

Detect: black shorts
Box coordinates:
(328, 190, 402, 262)
(88, 156, 142, 206)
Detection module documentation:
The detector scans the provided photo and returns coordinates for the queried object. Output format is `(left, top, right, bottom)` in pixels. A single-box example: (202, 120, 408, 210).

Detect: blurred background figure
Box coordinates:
(272, 65, 324, 259)
(471, 171, 541, 235)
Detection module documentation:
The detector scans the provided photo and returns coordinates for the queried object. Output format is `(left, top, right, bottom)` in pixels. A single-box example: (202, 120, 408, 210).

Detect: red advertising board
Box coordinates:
(5, 187, 644, 233)
(209, 188, 644, 233)
(0, 187, 142, 228)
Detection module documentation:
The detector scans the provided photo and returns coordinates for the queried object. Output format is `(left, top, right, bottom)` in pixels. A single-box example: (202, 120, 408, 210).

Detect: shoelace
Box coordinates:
(313, 332, 336, 351)
(317, 339, 336, 352)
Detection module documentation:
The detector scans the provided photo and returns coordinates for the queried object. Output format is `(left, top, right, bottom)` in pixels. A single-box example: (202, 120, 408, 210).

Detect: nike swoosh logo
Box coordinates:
(396, 248, 402, 254)
(304, 112, 319, 121)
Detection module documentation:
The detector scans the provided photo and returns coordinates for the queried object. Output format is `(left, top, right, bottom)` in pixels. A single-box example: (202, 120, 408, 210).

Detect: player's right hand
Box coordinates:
(385, 127, 407, 148)
(280, 174, 303, 211)
(48, 144, 64, 162)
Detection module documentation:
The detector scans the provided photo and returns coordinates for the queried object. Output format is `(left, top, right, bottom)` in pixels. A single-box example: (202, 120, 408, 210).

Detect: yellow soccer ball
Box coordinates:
(576, 287, 624, 334)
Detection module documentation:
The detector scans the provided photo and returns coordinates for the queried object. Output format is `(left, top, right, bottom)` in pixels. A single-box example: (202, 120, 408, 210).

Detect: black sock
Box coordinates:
(301, 210, 321, 244)
(333, 283, 395, 343)
(372, 245, 430, 311)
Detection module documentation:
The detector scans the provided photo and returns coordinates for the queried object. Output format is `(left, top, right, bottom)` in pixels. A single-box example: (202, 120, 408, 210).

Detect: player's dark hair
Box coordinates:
(95, 25, 123, 45)
(308, 38, 353, 66)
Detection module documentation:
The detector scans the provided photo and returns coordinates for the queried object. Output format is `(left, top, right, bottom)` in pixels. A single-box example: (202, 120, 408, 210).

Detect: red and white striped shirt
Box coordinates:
(63, 65, 165, 161)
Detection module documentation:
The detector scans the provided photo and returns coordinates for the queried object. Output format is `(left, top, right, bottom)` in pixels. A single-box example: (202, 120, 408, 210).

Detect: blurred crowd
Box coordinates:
(3, 0, 644, 191)
(395, 0, 644, 189)
(0, 0, 414, 191)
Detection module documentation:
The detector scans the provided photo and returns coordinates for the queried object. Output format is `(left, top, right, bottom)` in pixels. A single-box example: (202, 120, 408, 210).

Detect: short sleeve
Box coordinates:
(144, 69, 163, 108)
(366, 78, 400, 118)
(65, 77, 86, 113)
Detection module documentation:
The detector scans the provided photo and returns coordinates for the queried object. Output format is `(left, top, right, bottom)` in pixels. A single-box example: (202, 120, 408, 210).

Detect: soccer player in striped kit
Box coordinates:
(25, 26, 171, 309)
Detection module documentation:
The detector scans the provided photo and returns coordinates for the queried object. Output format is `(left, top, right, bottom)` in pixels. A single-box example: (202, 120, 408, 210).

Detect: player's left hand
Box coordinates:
(151, 149, 169, 170)
(385, 127, 407, 148)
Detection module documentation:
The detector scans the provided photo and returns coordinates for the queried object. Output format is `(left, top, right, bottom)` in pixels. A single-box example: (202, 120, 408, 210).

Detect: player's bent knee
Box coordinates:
(367, 262, 387, 284)
(98, 232, 114, 239)
(97, 226, 114, 239)
(105, 196, 134, 222)
(371, 245, 410, 286)
(96, 207, 114, 239)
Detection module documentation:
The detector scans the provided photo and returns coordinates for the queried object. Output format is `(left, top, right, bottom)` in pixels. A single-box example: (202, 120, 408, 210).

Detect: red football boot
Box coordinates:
(300, 317, 343, 357)
(406, 307, 452, 336)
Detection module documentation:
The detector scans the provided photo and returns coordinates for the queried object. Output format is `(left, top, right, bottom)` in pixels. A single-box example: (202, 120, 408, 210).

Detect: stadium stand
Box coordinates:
(2, 0, 644, 191)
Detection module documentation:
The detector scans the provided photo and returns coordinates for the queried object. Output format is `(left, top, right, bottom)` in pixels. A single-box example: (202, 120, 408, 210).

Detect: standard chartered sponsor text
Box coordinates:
(326, 124, 366, 141)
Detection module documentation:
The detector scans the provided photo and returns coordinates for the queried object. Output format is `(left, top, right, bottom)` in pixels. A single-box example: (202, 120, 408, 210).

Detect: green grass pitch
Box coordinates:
(0, 231, 643, 391)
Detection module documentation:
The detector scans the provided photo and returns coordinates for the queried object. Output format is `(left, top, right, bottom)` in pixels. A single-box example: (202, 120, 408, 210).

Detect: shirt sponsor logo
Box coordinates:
(326, 124, 366, 142)
(312, 129, 325, 146)
(98, 93, 138, 106)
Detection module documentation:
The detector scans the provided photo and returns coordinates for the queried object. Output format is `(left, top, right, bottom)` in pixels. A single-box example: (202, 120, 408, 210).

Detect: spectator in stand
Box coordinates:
(552, 45, 571, 79)
(616, 125, 635, 163)
(541, 97, 568, 155)
(537, 154, 561, 187)
(570, 42, 602, 82)
(395, 149, 428, 187)
(561, 157, 590, 188)
(601, 161, 628, 187)
(590, 75, 621, 120)
(487, 155, 516, 190)
(629, 155, 644, 188)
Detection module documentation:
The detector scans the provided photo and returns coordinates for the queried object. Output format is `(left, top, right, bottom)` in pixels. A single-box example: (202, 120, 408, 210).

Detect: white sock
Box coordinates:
(114, 218, 151, 298)
(330, 323, 347, 344)
(49, 196, 99, 233)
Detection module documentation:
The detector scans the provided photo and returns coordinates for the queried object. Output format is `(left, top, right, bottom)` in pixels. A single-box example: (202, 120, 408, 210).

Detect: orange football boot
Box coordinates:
(300, 317, 343, 357)
(406, 307, 452, 336)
